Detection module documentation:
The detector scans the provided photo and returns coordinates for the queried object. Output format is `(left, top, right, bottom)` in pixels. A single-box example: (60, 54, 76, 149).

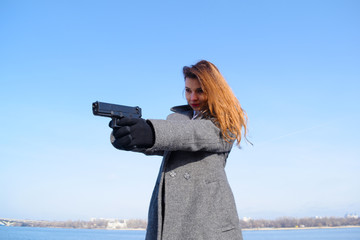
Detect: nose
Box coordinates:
(191, 93, 198, 101)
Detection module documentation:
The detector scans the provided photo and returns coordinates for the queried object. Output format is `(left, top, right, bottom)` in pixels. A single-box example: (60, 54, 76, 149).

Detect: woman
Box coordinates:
(110, 60, 248, 240)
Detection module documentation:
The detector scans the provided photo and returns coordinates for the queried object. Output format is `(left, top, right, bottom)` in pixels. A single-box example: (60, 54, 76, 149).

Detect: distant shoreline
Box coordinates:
(242, 225, 360, 231)
(1, 217, 359, 231)
(103, 225, 360, 231)
(2, 225, 360, 231)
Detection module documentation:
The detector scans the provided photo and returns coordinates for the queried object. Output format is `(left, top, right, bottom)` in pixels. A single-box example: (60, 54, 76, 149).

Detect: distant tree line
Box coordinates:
(239, 216, 360, 229)
(126, 219, 147, 229)
(1, 216, 359, 230)
(0, 218, 147, 230)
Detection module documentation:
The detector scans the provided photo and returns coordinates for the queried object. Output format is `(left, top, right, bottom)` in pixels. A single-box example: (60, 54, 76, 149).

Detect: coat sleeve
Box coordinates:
(146, 119, 233, 153)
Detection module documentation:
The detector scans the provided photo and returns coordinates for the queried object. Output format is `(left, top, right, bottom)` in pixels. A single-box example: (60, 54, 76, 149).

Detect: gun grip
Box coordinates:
(110, 111, 124, 128)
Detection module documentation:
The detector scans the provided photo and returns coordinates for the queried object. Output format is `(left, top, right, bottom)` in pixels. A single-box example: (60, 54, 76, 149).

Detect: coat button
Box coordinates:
(169, 171, 176, 178)
(184, 172, 190, 180)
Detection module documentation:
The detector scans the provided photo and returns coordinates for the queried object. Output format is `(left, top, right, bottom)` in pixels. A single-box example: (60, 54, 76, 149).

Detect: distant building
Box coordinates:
(106, 219, 127, 230)
(345, 213, 359, 219)
(89, 218, 128, 229)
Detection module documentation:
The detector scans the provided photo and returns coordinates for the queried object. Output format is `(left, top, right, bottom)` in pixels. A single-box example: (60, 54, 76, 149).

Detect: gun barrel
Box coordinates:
(92, 101, 142, 118)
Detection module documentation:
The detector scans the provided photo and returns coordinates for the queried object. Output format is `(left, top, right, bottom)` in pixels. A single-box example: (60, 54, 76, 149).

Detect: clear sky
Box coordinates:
(1, 0, 359, 221)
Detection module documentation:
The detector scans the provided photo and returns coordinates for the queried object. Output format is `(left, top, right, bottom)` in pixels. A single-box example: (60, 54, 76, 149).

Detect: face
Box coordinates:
(185, 77, 208, 111)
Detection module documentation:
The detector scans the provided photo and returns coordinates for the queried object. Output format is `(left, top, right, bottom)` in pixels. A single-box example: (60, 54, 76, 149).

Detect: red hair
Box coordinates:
(183, 60, 249, 146)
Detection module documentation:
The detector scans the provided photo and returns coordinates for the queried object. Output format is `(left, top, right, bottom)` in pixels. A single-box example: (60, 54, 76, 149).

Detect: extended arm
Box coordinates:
(146, 119, 233, 153)
(110, 117, 233, 154)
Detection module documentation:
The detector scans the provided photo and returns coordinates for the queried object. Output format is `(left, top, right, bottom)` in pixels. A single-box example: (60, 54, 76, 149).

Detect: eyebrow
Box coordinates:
(185, 87, 202, 90)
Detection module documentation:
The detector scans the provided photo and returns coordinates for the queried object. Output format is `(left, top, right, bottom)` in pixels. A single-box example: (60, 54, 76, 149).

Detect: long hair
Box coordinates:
(183, 60, 249, 146)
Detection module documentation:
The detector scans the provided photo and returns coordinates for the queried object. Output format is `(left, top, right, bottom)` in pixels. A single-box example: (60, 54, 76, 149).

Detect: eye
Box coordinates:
(196, 88, 204, 94)
(185, 88, 191, 93)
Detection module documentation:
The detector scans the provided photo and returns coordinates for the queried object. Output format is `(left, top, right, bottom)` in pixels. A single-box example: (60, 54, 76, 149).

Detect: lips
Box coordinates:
(191, 104, 200, 108)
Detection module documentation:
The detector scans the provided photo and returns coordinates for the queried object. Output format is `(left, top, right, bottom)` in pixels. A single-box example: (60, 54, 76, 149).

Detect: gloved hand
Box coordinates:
(109, 117, 155, 150)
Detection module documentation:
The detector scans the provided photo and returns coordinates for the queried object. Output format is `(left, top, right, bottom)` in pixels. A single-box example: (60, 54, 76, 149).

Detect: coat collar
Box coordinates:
(170, 105, 193, 119)
(170, 105, 192, 113)
(170, 105, 208, 120)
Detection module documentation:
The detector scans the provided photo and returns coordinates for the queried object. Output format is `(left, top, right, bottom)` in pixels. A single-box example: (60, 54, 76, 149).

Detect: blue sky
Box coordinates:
(1, 0, 359, 221)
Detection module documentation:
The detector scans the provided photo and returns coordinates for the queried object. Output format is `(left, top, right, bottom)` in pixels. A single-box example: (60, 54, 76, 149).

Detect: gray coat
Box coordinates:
(137, 105, 243, 240)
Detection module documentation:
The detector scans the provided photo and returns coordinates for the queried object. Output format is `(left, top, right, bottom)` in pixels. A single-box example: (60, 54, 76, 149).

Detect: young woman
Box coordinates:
(110, 60, 248, 240)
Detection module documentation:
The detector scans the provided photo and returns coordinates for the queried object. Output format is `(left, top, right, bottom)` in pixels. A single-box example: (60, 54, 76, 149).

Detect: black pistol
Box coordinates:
(92, 101, 142, 128)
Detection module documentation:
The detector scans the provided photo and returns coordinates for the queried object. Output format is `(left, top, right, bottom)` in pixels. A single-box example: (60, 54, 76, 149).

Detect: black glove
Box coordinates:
(110, 117, 155, 150)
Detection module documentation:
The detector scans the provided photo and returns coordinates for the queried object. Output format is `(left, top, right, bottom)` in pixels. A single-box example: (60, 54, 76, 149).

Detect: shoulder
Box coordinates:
(167, 105, 193, 120)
